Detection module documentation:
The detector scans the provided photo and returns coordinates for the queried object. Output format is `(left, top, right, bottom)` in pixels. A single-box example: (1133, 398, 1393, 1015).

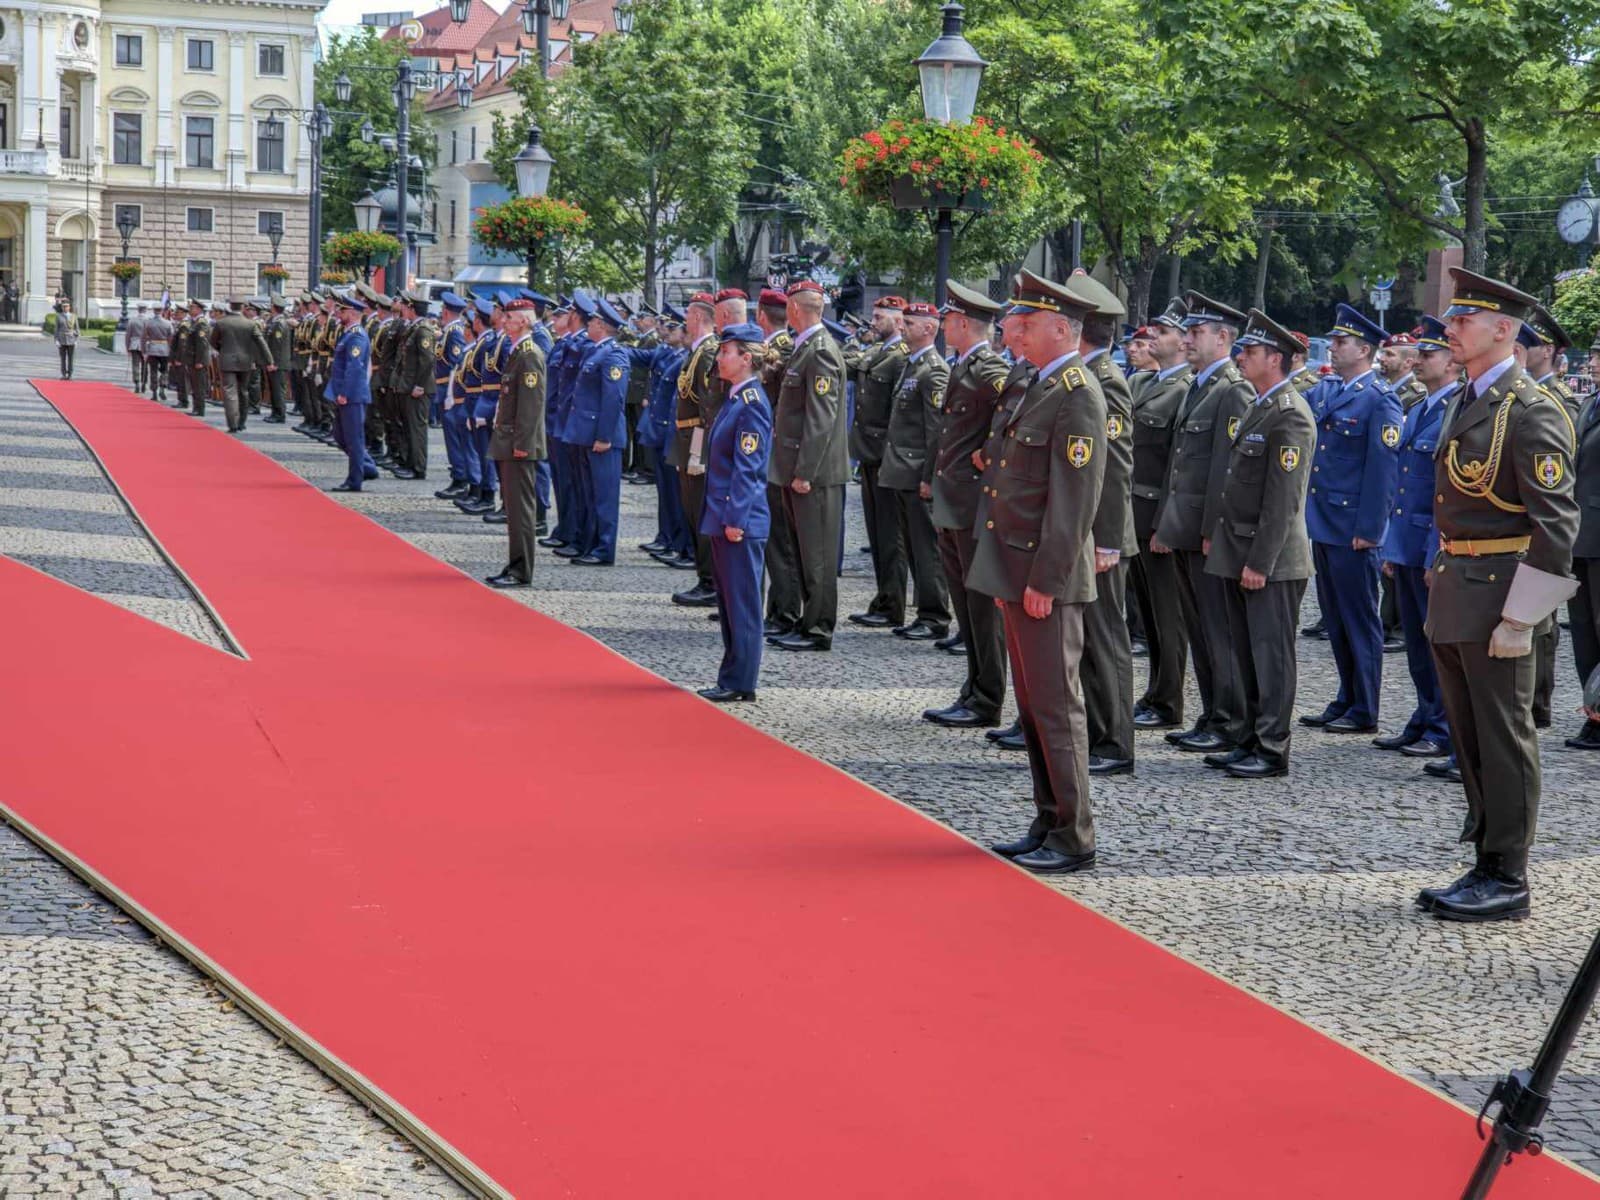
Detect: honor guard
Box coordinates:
(1203, 309, 1317, 779)
(391, 290, 439, 480)
(326, 291, 379, 492)
(669, 292, 722, 605)
(539, 298, 582, 549)
(264, 295, 293, 423)
(548, 294, 600, 551)
(484, 298, 548, 589)
(170, 304, 193, 410)
(1299, 302, 1402, 735)
(626, 307, 694, 565)
(1417, 269, 1579, 922)
(566, 298, 631, 565)
(211, 296, 273, 434)
(753, 287, 801, 634)
(431, 293, 471, 498)
(1378, 332, 1428, 410)
(843, 295, 912, 629)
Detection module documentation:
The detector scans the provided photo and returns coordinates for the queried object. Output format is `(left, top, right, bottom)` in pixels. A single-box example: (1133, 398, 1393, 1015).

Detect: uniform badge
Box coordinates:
(1279, 446, 1301, 472)
(1381, 423, 1401, 448)
(1535, 452, 1565, 489)
(1065, 435, 1093, 468)
(1063, 366, 1088, 390)
(351, 346, 361, 359)
(1107, 414, 1124, 439)
(609, 366, 623, 381)
(1227, 416, 1240, 439)
(815, 377, 831, 395)
(740, 431, 760, 456)
(931, 390, 944, 410)
(523, 371, 539, 389)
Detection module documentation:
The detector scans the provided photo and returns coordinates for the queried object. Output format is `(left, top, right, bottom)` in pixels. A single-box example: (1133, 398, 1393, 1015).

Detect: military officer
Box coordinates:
(431, 293, 472, 499)
(925, 281, 1011, 728)
(211, 297, 273, 434)
(566, 298, 630, 565)
(371, 293, 406, 471)
(311, 292, 341, 439)
(1414, 269, 1580, 922)
(753, 287, 802, 635)
(1374, 315, 1458, 761)
(262, 296, 293, 423)
(844, 295, 912, 629)
(1066, 272, 1139, 775)
(1200, 310, 1317, 779)
(636, 309, 693, 566)
(697, 322, 775, 703)
(170, 304, 192, 410)
(1299, 303, 1402, 734)
(390, 290, 438, 480)
(669, 292, 722, 605)
(326, 292, 379, 493)
(460, 298, 508, 515)
(879, 301, 952, 640)
(548, 295, 599, 551)
(1290, 336, 1324, 396)
(185, 298, 215, 416)
(126, 302, 148, 390)
(767, 279, 850, 652)
(540, 300, 584, 548)
(1567, 331, 1600, 752)
(484, 299, 548, 589)
(1130, 297, 1194, 730)
(1378, 332, 1427, 410)
(976, 270, 1108, 874)
(1152, 292, 1254, 754)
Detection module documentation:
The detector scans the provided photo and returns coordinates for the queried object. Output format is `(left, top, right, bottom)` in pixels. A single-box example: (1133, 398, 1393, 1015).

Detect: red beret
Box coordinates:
(758, 288, 788, 308)
(1131, 326, 1155, 340)
(904, 301, 938, 318)
(688, 292, 716, 310)
(786, 279, 824, 297)
(873, 294, 907, 311)
(714, 287, 748, 303)
(1381, 331, 1417, 348)
(503, 298, 535, 312)
(1291, 331, 1310, 349)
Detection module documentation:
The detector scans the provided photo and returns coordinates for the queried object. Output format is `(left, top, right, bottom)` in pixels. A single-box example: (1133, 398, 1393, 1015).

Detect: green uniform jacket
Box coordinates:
(1204, 384, 1316, 582)
(1392, 373, 1429, 411)
(673, 333, 718, 471)
(931, 343, 1009, 532)
(880, 347, 950, 492)
(1427, 363, 1579, 643)
(489, 338, 548, 461)
(210, 313, 271, 373)
(1088, 349, 1138, 557)
(187, 318, 213, 368)
(392, 318, 439, 395)
(760, 328, 794, 395)
(769, 325, 849, 487)
(1131, 364, 1193, 543)
(266, 315, 294, 371)
(844, 337, 908, 466)
(1153, 358, 1254, 553)
(372, 318, 403, 387)
(1536, 371, 1583, 430)
(967, 355, 1107, 605)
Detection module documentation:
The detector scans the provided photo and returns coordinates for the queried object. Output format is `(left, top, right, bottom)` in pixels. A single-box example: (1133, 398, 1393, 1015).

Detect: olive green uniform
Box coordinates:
(1083, 348, 1138, 763)
(880, 346, 951, 629)
(393, 317, 439, 476)
(1532, 370, 1581, 726)
(844, 336, 911, 622)
(673, 333, 720, 591)
(489, 336, 548, 582)
(265, 312, 294, 420)
(210, 312, 270, 431)
(760, 328, 801, 630)
(372, 316, 404, 464)
(1129, 363, 1194, 724)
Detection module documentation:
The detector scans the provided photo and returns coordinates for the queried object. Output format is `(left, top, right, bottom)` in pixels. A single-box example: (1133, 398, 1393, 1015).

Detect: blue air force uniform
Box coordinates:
(701, 346, 774, 695)
(544, 330, 577, 544)
(568, 314, 630, 563)
(1304, 304, 1402, 729)
(325, 308, 377, 489)
(549, 298, 598, 551)
(628, 340, 691, 556)
(435, 298, 470, 483)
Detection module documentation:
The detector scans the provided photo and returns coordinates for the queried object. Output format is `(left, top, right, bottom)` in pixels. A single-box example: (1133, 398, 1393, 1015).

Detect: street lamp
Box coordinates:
(514, 124, 556, 287)
(266, 213, 284, 262)
(272, 102, 342, 287)
(114, 206, 139, 331)
(360, 118, 375, 144)
(448, 0, 471, 22)
(518, 0, 566, 76)
(353, 190, 382, 282)
(334, 72, 353, 105)
(612, 0, 635, 34)
(456, 73, 474, 108)
(914, 2, 986, 311)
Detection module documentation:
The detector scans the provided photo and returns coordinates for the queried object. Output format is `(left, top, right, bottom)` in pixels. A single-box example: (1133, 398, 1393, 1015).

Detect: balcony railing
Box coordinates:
(0, 148, 50, 176)
(60, 158, 96, 181)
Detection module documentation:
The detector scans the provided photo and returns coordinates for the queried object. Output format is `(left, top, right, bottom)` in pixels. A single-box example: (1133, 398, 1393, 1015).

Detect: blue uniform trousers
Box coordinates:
(471, 403, 498, 494)
(580, 445, 623, 561)
(550, 440, 579, 544)
(655, 458, 691, 554)
(711, 534, 766, 693)
(1394, 563, 1450, 749)
(535, 460, 552, 512)
(441, 393, 468, 482)
(1313, 541, 1383, 726)
(456, 406, 482, 487)
(429, 391, 444, 425)
(334, 402, 377, 488)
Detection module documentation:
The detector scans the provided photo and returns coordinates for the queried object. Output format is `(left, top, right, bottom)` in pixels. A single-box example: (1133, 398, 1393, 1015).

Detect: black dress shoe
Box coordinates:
(933, 631, 963, 651)
(987, 720, 1022, 743)
(363, 469, 381, 481)
(483, 509, 508, 525)
(537, 535, 567, 548)
(925, 706, 1000, 729)
(1415, 868, 1480, 911)
(1370, 731, 1415, 751)
(1534, 713, 1552, 730)
(1164, 725, 1202, 746)
(639, 540, 667, 553)
(1174, 730, 1230, 753)
(994, 729, 1028, 751)
(485, 572, 530, 589)
(1224, 754, 1288, 779)
(1430, 871, 1530, 923)
(570, 555, 612, 566)
(457, 497, 495, 515)
(1298, 707, 1343, 728)
(1383, 634, 1406, 653)
(435, 481, 470, 499)
(665, 554, 698, 570)
(763, 619, 794, 638)
(327, 482, 361, 492)
(990, 832, 1045, 858)
(1300, 619, 1327, 639)
(672, 585, 718, 607)
(1565, 722, 1600, 750)
(697, 686, 756, 703)
(389, 467, 418, 480)
(535, 520, 548, 537)
(1422, 758, 1463, 783)
(1203, 747, 1251, 769)
(552, 545, 584, 559)
(848, 612, 896, 628)
(772, 632, 829, 652)
(1130, 638, 1149, 658)
(1014, 846, 1096, 874)
(1133, 709, 1182, 731)
(1324, 716, 1378, 734)
(1087, 755, 1133, 776)
(264, 414, 286, 424)
(1399, 738, 1448, 758)
(895, 621, 947, 641)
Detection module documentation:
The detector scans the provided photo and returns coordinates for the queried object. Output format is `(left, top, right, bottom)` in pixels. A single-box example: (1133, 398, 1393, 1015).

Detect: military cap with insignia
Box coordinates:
(338, 290, 368, 311)
(438, 291, 467, 311)
(1523, 303, 1571, 351)
(713, 287, 748, 305)
(592, 298, 625, 328)
(758, 287, 789, 310)
(1063, 270, 1127, 318)
(269, 294, 287, 310)
(1235, 307, 1302, 357)
(1151, 295, 1190, 329)
(613, 296, 635, 318)
(640, 301, 660, 317)
(940, 279, 1002, 319)
(785, 279, 825, 297)
(1380, 331, 1416, 349)
(1415, 314, 1450, 351)
(503, 297, 536, 312)
(473, 296, 496, 319)
(687, 290, 717, 313)
(873, 294, 908, 311)
(1181, 291, 1246, 328)
(1325, 301, 1385, 347)
(719, 321, 765, 344)
(903, 301, 939, 318)
(1443, 267, 1538, 322)
(1002, 268, 1098, 319)
(571, 293, 597, 320)
(662, 302, 685, 324)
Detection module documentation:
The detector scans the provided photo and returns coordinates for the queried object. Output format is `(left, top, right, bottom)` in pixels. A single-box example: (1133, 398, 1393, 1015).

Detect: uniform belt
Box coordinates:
(1439, 535, 1531, 557)
(676, 418, 704, 429)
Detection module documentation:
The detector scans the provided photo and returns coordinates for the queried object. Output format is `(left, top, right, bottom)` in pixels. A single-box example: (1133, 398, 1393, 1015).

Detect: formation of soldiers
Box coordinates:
(127, 295, 295, 432)
(123, 264, 1599, 924)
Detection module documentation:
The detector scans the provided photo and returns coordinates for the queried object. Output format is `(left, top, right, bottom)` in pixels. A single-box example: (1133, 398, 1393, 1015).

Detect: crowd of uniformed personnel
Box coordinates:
(123, 263, 1600, 921)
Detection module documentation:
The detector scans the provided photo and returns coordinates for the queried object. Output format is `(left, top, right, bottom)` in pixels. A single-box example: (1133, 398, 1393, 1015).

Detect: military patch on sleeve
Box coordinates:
(523, 371, 539, 389)
(1227, 416, 1240, 439)
(814, 377, 831, 396)
(1063, 366, 1088, 390)
(931, 389, 944, 410)
(993, 378, 1006, 393)
(1279, 446, 1302, 472)
(740, 431, 760, 456)
(351, 346, 361, 359)
(1381, 423, 1401, 448)
(1107, 414, 1124, 439)
(609, 365, 623, 381)
(1535, 452, 1565, 489)
(1065, 435, 1094, 468)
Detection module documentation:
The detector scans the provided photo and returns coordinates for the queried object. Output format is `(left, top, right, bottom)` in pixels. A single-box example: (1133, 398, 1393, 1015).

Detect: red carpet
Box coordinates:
(4, 379, 1595, 1198)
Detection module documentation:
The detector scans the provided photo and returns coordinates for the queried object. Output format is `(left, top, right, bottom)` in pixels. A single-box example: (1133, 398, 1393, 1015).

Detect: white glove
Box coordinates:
(1487, 618, 1533, 659)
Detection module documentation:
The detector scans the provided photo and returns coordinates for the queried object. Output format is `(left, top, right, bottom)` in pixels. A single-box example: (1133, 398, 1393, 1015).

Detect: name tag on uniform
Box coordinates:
(1245, 432, 1266, 443)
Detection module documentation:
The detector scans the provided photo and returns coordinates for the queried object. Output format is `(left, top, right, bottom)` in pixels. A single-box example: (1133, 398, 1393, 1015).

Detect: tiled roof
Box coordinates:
(413, 0, 619, 111)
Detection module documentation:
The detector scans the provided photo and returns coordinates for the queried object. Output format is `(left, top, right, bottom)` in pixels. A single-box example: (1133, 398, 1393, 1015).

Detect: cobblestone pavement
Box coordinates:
(4, 338, 1600, 1193)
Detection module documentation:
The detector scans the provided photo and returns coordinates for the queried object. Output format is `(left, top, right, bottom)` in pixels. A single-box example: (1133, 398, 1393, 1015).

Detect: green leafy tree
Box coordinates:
(1552, 262, 1600, 349)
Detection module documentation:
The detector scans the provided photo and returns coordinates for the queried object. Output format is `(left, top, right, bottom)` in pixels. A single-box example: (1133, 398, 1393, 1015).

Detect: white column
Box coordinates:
(24, 200, 48, 322)
(81, 73, 98, 169)
(157, 28, 174, 185)
(20, 14, 41, 145)
(228, 30, 246, 187)
(295, 35, 313, 191)
(40, 15, 59, 151)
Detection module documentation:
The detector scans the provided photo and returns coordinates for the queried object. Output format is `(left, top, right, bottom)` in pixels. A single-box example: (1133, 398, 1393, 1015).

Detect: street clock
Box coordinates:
(1558, 177, 1599, 244)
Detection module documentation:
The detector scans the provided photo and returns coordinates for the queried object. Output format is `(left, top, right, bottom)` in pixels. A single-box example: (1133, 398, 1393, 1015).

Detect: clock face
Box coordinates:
(1557, 197, 1596, 244)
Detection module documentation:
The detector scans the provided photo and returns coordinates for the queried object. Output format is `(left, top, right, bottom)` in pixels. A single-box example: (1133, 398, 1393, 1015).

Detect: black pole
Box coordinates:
(933, 205, 953, 310)
(1462, 926, 1600, 1199)
(527, 242, 540, 289)
(309, 107, 324, 288)
(394, 62, 411, 293)
(537, 3, 550, 80)
(1070, 217, 1083, 272)
(117, 233, 131, 330)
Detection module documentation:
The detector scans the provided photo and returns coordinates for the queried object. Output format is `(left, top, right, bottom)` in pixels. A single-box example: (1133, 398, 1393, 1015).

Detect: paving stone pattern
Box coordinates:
(3, 338, 1599, 1193)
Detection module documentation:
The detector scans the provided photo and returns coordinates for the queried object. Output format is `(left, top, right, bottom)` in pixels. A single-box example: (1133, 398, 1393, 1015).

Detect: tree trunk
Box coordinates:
(1167, 254, 1182, 304)
(1124, 235, 1161, 325)
(1045, 224, 1073, 281)
(1462, 118, 1488, 274)
(1252, 216, 1274, 309)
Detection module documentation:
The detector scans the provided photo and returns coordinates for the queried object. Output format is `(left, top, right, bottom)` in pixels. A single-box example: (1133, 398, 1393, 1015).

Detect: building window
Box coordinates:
(185, 116, 214, 168)
(186, 207, 214, 232)
(112, 113, 143, 165)
(449, 199, 457, 236)
(256, 120, 285, 172)
(257, 211, 284, 235)
(186, 260, 213, 301)
(115, 34, 143, 67)
(187, 39, 214, 72)
(258, 44, 285, 76)
(59, 106, 74, 159)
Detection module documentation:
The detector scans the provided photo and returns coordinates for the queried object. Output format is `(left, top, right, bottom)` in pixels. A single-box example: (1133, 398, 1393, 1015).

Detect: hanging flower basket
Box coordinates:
(472, 196, 589, 256)
(261, 263, 292, 284)
(323, 231, 402, 270)
(108, 258, 142, 283)
(320, 269, 354, 285)
(839, 117, 1044, 212)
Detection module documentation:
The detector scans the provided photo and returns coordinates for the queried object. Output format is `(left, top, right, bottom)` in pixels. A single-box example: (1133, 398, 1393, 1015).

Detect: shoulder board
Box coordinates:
(1279, 390, 1297, 410)
(1222, 362, 1242, 384)
(893, 341, 909, 355)
(1511, 376, 1535, 402)
(1062, 365, 1089, 390)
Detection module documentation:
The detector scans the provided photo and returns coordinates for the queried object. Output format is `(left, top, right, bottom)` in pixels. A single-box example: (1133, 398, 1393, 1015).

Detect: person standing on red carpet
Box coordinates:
(326, 292, 378, 494)
(485, 300, 547, 589)
(697, 322, 773, 703)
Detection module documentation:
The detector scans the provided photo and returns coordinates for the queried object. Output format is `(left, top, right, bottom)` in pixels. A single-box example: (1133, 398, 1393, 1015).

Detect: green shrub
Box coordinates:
(42, 313, 56, 334)
(96, 331, 116, 352)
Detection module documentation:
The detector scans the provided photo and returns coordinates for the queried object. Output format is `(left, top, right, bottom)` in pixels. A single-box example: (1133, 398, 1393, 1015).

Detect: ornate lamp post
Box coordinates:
(513, 124, 556, 286)
(612, 0, 635, 34)
(914, 2, 986, 309)
(448, 0, 471, 22)
(520, 0, 570, 77)
(114, 206, 139, 331)
(353, 190, 383, 282)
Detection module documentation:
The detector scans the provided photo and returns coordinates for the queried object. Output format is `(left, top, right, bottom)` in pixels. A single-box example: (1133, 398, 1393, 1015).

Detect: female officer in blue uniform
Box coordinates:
(698, 322, 773, 702)
(326, 291, 378, 492)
